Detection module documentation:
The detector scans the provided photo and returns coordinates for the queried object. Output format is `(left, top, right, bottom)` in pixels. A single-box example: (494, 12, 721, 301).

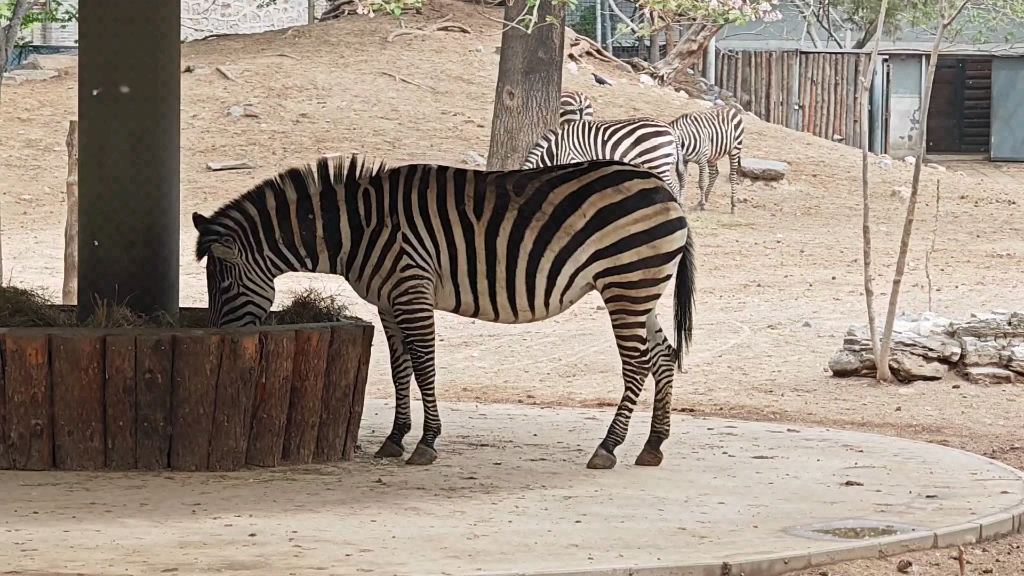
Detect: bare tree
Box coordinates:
(0, 0, 35, 276)
(487, 0, 567, 170)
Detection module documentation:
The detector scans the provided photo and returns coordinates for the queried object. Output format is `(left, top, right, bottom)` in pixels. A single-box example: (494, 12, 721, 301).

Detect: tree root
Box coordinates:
(387, 21, 472, 42)
(564, 29, 630, 71)
(380, 71, 434, 91)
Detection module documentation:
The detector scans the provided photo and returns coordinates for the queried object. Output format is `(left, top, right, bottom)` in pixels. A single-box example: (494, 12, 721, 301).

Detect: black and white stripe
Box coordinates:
(669, 104, 745, 213)
(522, 118, 683, 199)
(192, 155, 696, 470)
(559, 90, 595, 125)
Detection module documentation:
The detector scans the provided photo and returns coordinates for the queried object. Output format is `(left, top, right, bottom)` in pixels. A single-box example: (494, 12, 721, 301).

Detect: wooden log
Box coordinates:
(136, 334, 173, 470)
(282, 327, 330, 464)
(51, 333, 105, 470)
(733, 54, 742, 103)
(63, 120, 78, 305)
(838, 54, 848, 141)
(800, 54, 811, 132)
(169, 333, 223, 471)
(826, 54, 836, 140)
(5, 333, 53, 470)
(753, 52, 761, 118)
(769, 51, 778, 124)
(846, 55, 857, 147)
(817, 54, 827, 137)
(343, 324, 374, 460)
(105, 334, 137, 470)
(315, 325, 371, 461)
(209, 331, 260, 471)
(740, 52, 751, 109)
(247, 330, 295, 467)
(0, 334, 10, 470)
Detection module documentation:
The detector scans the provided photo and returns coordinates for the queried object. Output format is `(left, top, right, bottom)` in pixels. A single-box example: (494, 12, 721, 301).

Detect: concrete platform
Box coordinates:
(2, 400, 1023, 576)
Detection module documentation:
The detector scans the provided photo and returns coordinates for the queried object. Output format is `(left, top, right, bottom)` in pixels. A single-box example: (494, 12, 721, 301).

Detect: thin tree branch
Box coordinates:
(605, 0, 643, 36)
(944, 0, 971, 27)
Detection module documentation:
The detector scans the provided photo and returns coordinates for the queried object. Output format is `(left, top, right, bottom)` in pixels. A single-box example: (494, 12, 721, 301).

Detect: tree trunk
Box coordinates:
(652, 22, 722, 84)
(876, 3, 949, 382)
(486, 0, 566, 171)
(858, 0, 887, 373)
(64, 120, 79, 304)
(0, 0, 34, 278)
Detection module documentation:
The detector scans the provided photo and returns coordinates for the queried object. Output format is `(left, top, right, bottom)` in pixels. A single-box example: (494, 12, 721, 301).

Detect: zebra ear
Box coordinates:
(208, 240, 240, 263)
(192, 212, 213, 232)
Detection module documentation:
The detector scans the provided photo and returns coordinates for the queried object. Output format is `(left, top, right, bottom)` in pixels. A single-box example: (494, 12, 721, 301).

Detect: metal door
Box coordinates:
(990, 56, 1024, 161)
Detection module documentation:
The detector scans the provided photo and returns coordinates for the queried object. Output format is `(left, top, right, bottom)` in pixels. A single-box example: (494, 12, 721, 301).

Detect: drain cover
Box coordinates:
(789, 519, 927, 541)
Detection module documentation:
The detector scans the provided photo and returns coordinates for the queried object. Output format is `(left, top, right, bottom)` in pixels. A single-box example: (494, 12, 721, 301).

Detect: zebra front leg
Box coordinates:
(374, 310, 414, 459)
(588, 306, 653, 470)
(676, 159, 689, 207)
(729, 151, 741, 215)
(635, 311, 675, 467)
(695, 158, 710, 211)
(391, 290, 442, 466)
(705, 163, 720, 207)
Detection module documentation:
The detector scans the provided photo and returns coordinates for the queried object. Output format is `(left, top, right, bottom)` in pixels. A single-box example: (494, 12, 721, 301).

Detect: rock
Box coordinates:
(21, 53, 77, 73)
(891, 186, 911, 203)
(964, 367, 1017, 385)
(1003, 344, 1024, 375)
(465, 151, 487, 167)
(7, 69, 57, 82)
(639, 74, 655, 85)
(1012, 312, 1024, 330)
(1, 73, 23, 85)
(925, 162, 947, 172)
(890, 353, 948, 381)
(960, 337, 1004, 367)
(905, 156, 917, 165)
(876, 157, 893, 170)
(229, 105, 244, 117)
(566, 61, 578, 75)
(843, 332, 961, 364)
(829, 350, 875, 377)
(615, 61, 633, 73)
(739, 158, 788, 181)
(802, 320, 812, 328)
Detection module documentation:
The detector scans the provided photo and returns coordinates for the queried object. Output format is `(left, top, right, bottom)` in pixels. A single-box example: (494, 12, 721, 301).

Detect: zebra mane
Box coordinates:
(194, 154, 388, 262)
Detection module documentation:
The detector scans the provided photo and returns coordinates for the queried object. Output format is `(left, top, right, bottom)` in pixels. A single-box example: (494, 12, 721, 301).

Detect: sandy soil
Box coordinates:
(1, 2, 1024, 574)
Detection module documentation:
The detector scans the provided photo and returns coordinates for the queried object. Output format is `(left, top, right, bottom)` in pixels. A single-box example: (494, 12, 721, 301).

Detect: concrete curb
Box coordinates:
(472, 436, 1024, 576)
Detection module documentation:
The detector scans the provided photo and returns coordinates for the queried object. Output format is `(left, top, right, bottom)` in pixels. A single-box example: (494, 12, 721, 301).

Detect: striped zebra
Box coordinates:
(669, 104, 745, 214)
(559, 90, 595, 125)
(192, 155, 696, 470)
(522, 117, 683, 199)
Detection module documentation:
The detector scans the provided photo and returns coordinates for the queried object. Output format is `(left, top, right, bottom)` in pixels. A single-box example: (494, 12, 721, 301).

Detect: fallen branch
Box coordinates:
(564, 28, 629, 70)
(381, 71, 434, 91)
(207, 160, 256, 171)
(270, 52, 300, 60)
(387, 21, 471, 42)
(215, 66, 239, 82)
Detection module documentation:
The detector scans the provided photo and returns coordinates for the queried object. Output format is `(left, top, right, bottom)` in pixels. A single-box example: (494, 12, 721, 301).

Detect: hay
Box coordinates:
(0, 286, 73, 327)
(270, 287, 354, 326)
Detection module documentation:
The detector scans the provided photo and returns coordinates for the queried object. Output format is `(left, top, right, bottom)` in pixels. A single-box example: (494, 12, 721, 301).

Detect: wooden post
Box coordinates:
(283, 327, 330, 464)
(64, 120, 78, 305)
(790, 52, 802, 132)
(247, 330, 296, 467)
(342, 324, 373, 460)
(5, 334, 53, 470)
(170, 333, 223, 471)
(51, 334, 106, 470)
(826, 54, 836, 140)
(0, 334, 11, 470)
(308, 0, 316, 24)
(104, 334, 137, 470)
(208, 332, 260, 471)
(316, 324, 372, 462)
(136, 334, 173, 470)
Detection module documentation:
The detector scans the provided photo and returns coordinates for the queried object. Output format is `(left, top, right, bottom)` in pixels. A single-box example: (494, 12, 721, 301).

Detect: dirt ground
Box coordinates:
(1, 1, 1024, 574)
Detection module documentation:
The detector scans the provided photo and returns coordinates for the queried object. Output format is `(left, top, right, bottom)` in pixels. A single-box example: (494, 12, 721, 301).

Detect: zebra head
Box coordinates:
(559, 90, 595, 126)
(192, 211, 277, 328)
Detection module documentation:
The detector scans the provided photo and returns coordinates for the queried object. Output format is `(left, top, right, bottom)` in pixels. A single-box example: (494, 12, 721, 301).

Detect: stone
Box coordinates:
(465, 151, 486, 167)
(21, 54, 78, 73)
(925, 163, 947, 172)
(960, 337, 1004, 367)
(229, 105, 244, 117)
(739, 158, 788, 181)
(905, 156, 917, 165)
(843, 332, 961, 364)
(829, 350, 875, 378)
(891, 186, 911, 203)
(876, 157, 893, 170)
(1011, 312, 1024, 330)
(566, 61, 578, 75)
(1, 73, 23, 85)
(890, 353, 948, 382)
(7, 69, 58, 82)
(1003, 345, 1024, 375)
(639, 74, 655, 86)
(964, 367, 1017, 385)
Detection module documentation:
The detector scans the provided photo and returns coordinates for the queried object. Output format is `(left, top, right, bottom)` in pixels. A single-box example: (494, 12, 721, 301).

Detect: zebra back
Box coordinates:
(669, 105, 745, 162)
(559, 90, 595, 125)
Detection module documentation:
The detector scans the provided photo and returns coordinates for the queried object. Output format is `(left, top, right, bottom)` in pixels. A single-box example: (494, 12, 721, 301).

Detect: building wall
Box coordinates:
(25, 0, 328, 46)
(887, 54, 924, 159)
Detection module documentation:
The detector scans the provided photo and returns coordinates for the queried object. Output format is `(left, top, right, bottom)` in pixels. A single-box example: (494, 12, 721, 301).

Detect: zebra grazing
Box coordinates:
(192, 155, 696, 470)
(559, 90, 595, 125)
(523, 117, 683, 199)
(669, 104, 745, 213)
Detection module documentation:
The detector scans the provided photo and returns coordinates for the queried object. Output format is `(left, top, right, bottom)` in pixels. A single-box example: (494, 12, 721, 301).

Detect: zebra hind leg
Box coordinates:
(587, 301, 654, 470)
(729, 150, 741, 215)
(705, 162, 720, 207)
(635, 311, 675, 467)
(374, 310, 415, 458)
(391, 289, 443, 466)
(695, 158, 710, 211)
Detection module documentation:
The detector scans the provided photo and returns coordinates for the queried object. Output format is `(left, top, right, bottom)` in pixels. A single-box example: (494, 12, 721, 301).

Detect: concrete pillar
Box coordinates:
(77, 0, 180, 321)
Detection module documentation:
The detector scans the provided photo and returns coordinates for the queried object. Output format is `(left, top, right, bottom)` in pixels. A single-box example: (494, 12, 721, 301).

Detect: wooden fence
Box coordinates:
(711, 49, 872, 150)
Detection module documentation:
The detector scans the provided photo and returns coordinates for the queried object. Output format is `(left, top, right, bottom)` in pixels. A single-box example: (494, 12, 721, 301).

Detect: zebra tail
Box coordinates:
(673, 228, 696, 371)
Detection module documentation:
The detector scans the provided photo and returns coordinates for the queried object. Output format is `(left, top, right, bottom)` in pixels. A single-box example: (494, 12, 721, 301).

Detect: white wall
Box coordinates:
(887, 54, 924, 159)
(26, 0, 328, 46)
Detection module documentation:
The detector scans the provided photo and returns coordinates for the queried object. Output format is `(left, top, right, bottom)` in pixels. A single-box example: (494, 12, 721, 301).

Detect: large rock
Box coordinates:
(7, 69, 58, 82)
(964, 367, 1017, 385)
(890, 353, 948, 381)
(21, 53, 77, 73)
(1, 73, 23, 85)
(1003, 344, 1024, 375)
(960, 337, 1005, 367)
(829, 349, 875, 377)
(739, 158, 788, 181)
(843, 331, 961, 364)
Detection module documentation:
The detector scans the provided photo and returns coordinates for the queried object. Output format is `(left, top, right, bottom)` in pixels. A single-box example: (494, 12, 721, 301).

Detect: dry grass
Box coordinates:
(270, 287, 355, 325)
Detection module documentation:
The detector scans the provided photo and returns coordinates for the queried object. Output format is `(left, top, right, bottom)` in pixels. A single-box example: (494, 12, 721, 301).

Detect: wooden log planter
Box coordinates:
(0, 308, 373, 472)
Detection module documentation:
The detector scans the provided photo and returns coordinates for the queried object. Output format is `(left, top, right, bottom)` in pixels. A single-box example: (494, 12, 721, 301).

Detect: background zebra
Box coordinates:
(192, 155, 696, 470)
(669, 104, 745, 214)
(522, 117, 683, 199)
(559, 90, 595, 125)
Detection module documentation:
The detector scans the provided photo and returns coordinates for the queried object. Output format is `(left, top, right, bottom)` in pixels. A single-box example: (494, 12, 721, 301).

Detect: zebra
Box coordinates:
(559, 90, 595, 125)
(192, 155, 696, 470)
(522, 117, 684, 199)
(668, 104, 745, 214)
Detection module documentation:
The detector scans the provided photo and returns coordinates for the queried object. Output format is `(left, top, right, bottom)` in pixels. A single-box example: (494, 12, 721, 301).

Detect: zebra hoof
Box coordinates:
(374, 439, 405, 459)
(586, 447, 617, 470)
(405, 444, 438, 465)
(634, 447, 664, 467)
